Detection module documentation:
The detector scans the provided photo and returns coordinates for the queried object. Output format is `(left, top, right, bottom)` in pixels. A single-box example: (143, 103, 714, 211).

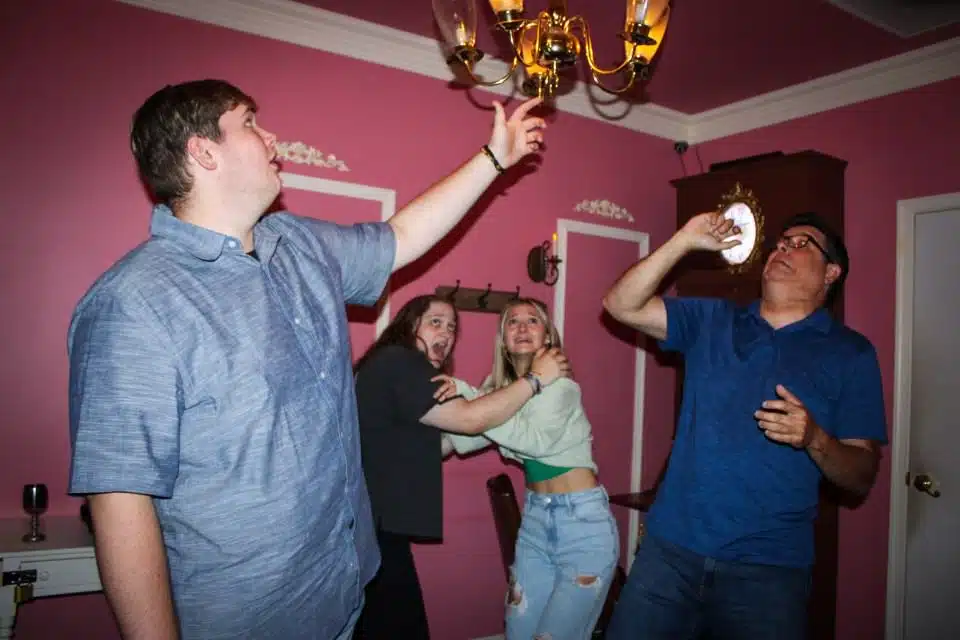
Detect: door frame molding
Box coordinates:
(279, 171, 397, 336)
(553, 219, 650, 571)
(886, 191, 960, 640)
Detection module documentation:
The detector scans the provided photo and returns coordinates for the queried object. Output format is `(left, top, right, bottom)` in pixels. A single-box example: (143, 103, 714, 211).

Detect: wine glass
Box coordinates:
(22, 483, 49, 543)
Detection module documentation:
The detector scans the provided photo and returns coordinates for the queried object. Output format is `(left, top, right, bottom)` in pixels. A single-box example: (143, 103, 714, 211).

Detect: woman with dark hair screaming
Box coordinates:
(353, 294, 569, 639)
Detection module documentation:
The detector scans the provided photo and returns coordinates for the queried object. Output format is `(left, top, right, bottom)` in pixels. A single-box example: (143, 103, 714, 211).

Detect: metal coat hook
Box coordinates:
(434, 283, 519, 314)
(477, 283, 492, 309)
(445, 279, 461, 302)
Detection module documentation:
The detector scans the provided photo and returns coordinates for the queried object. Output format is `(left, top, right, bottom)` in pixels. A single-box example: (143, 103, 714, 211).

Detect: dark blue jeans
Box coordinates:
(606, 534, 811, 640)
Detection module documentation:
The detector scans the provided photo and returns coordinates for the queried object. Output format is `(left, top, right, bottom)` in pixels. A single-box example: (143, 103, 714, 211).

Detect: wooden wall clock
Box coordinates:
(717, 182, 764, 273)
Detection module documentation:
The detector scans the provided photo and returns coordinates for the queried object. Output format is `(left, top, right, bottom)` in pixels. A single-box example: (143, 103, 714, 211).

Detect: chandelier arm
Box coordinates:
(512, 21, 542, 67)
(506, 24, 523, 61)
(534, 11, 552, 62)
(570, 15, 638, 76)
(463, 56, 522, 87)
(590, 67, 639, 95)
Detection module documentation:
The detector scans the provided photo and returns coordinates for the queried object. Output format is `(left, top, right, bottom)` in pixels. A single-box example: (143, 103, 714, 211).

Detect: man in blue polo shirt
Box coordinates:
(67, 79, 547, 640)
(602, 210, 887, 639)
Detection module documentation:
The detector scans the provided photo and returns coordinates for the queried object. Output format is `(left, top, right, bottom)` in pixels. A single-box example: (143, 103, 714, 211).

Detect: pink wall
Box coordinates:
(688, 78, 960, 640)
(1, 1, 678, 638)
(8, 1, 953, 638)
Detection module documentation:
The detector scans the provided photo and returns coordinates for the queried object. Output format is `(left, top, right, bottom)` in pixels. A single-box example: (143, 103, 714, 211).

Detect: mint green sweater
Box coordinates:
(446, 377, 598, 473)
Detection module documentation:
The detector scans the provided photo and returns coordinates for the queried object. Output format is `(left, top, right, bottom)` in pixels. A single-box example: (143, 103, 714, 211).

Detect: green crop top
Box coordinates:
(445, 378, 598, 475)
(524, 458, 574, 483)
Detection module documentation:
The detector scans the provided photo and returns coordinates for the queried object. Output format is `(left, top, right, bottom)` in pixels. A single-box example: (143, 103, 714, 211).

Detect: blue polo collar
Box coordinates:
(747, 300, 833, 334)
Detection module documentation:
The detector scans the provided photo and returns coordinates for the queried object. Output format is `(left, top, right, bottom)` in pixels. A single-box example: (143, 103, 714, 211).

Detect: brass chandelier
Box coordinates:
(431, 0, 671, 98)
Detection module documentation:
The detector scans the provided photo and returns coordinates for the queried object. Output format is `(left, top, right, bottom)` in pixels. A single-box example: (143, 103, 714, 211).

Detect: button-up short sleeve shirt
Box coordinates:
(68, 205, 395, 639)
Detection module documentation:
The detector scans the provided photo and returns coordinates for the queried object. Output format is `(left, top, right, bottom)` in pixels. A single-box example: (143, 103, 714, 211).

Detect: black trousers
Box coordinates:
(354, 529, 430, 640)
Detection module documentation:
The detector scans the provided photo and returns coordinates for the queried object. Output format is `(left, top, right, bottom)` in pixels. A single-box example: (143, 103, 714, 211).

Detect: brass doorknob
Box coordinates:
(913, 473, 941, 498)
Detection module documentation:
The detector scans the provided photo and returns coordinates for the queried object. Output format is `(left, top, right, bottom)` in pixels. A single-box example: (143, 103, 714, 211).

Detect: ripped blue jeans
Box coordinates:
(506, 486, 620, 640)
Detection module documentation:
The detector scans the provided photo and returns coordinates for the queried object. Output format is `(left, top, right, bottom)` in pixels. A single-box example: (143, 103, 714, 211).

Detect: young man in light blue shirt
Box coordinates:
(68, 79, 547, 640)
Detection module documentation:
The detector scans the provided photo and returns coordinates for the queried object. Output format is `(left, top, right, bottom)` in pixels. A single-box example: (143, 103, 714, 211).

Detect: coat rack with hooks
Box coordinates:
(435, 280, 523, 314)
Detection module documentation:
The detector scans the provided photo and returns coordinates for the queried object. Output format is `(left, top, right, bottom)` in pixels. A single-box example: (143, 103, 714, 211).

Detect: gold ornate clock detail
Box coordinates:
(717, 182, 764, 274)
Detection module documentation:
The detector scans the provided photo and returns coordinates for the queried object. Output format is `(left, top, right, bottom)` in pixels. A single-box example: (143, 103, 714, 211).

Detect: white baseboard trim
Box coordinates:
(115, 0, 959, 143)
(472, 635, 504, 640)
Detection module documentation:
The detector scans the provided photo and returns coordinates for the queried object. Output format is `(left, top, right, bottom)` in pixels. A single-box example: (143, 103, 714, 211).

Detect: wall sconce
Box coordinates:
(527, 232, 562, 286)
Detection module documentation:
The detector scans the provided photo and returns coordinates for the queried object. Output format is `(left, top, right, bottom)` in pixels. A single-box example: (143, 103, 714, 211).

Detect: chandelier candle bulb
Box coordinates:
(634, 0, 650, 24)
(432, 0, 478, 51)
(489, 0, 524, 12)
(432, 0, 672, 98)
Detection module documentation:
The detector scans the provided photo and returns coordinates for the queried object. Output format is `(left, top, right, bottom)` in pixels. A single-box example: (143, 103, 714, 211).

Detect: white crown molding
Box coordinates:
(114, 0, 689, 141)
(115, 0, 959, 145)
(688, 36, 960, 144)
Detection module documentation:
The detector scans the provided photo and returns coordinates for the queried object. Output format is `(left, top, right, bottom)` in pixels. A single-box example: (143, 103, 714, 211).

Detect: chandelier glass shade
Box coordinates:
(431, 0, 671, 98)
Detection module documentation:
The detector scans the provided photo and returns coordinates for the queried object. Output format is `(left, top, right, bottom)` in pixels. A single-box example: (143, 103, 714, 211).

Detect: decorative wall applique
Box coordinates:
(573, 199, 635, 223)
(275, 141, 350, 171)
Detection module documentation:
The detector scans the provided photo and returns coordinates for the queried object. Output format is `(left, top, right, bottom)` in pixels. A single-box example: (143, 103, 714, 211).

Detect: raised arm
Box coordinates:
(88, 493, 179, 639)
(603, 211, 740, 339)
(421, 348, 567, 435)
(481, 378, 586, 458)
(388, 99, 546, 271)
(438, 381, 495, 457)
(439, 377, 585, 459)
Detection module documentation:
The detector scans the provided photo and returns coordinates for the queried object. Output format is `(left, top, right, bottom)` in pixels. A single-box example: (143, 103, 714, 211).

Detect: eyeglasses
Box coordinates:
(776, 233, 831, 261)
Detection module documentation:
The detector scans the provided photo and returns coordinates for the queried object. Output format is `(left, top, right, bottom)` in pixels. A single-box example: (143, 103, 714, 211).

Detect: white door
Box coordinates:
(887, 194, 960, 640)
(553, 219, 649, 571)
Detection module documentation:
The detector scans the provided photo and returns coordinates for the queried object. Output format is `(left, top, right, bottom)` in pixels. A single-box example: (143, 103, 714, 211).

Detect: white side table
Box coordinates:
(0, 516, 101, 638)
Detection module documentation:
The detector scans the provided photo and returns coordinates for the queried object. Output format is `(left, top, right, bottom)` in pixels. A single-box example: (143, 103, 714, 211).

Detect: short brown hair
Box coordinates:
(130, 79, 256, 207)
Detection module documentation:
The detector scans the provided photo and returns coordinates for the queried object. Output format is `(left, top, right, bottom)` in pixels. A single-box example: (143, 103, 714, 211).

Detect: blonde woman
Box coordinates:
(442, 298, 619, 640)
